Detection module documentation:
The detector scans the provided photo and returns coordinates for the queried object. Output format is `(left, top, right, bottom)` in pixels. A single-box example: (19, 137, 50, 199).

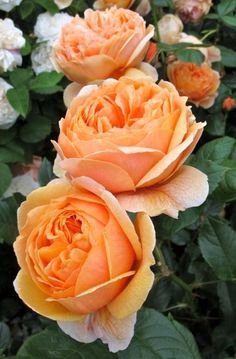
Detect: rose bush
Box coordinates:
(13, 177, 155, 352)
(51, 7, 154, 83)
(54, 77, 208, 217)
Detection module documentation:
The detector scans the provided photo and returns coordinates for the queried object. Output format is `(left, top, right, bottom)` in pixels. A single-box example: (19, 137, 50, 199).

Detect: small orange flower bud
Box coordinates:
(145, 41, 157, 63)
(223, 97, 235, 110)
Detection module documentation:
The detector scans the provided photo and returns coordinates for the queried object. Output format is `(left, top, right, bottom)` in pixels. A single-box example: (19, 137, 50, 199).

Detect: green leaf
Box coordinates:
(118, 308, 201, 359)
(17, 325, 114, 359)
(199, 217, 236, 280)
(191, 160, 226, 194)
(33, 0, 58, 13)
(217, 0, 236, 16)
(194, 137, 235, 164)
(0, 146, 24, 163)
(38, 158, 55, 186)
(213, 162, 236, 202)
(20, 116, 51, 143)
(29, 72, 64, 94)
(205, 112, 226, 137)
(222, 75, 236, 89)
(222, 15, 236, 28)
(217, 281, 236, 325)
(20, 35, 32, 56)
(153, 0, 173, 7)
(0, 194, 24, 245)
(19, 0, 34, 19)
(6, 87, 30, 118)
(218, 46, 236, 67)
(0, 163, 12, 197)
(0, 322, 10, 354)
(176, 49, 205, 65)
(9, 68, 34, 88)
(0, 127, 17, 145)
(154, 207, 201, 240)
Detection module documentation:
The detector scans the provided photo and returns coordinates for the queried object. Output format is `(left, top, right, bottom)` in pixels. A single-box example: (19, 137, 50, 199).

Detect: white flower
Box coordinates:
(3, 174, 39, 197)
(0, 19, 25, 72)
(0, 18, 25, 49)
(34, 12, 72, 43)
(31, 42, 55, 74)
(54, 0, 73, 9)
(158, 14, 183, 45)
(0, 78, 19, 130)
(0, 0, 22, 12)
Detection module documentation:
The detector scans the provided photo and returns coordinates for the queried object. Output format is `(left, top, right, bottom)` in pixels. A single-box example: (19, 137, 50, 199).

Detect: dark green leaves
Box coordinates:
(176, 49, 205, 65)
(38, 158, 55, 186)
(0, 163, 12, 197)
(0, 322, 10, 354)
(217, 0, 236, 17)
(199, 217, 236, 280)
(17, 325, 114, 359)
(118, 308, 201, 359)
(0, 194, 24, 245)
(218, 46, 236, 68)
(29, 72, 64, 94)
(20, 116, 51, 143)
(6, 87, 30, 118)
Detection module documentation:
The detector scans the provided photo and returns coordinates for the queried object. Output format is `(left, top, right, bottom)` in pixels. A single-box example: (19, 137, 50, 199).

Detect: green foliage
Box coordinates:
(6, 87, 30, 118)
(176, 49, 205, 65)
(0, 164, 12, 197)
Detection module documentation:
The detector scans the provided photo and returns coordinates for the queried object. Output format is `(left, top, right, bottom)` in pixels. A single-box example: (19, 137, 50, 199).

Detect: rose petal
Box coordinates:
(74, 176, 142, 260)
(58, 308, 137, 353)
(14, 270, 83, 321)
(137, 121, 205, 188)
(60, 158, 136, 192)
(117, 165, 209, 217)
(108, 212, 155, 318)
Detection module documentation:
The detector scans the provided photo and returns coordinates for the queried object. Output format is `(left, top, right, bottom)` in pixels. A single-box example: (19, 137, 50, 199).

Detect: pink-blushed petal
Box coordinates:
(86, 148, 164, 185)
(58, 308, 137, 353)
(117, 165, 209, 218)
(125, 25, 154, 67)
(13, 270, 83, 321)
(137, 121, 206, 188)
(108, 213, 155, 318)
(60, 158, 135, 193)
(74, 176, 142, 260)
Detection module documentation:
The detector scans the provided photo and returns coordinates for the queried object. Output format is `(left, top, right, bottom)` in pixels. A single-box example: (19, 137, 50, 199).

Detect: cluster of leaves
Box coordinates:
(1, 0, 236, 358)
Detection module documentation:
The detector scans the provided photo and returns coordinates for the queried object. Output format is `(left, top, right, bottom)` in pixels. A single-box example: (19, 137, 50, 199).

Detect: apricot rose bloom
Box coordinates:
(51, 7, 154, 84)
(54, 77, 209, 218)
(167, 61, 220, 109)
(93, 0, 151, 17)
(13, 177, 155, 352)
(173, 0, 212, 23)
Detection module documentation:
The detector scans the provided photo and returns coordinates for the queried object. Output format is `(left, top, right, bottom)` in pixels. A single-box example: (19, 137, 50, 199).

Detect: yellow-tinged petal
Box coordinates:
(107, 212, 155, 318)
(117, 165, 209, 218)
(14, 270, 83, 321)
(74, 176, 142, 260)
(18, 179, 73, 231)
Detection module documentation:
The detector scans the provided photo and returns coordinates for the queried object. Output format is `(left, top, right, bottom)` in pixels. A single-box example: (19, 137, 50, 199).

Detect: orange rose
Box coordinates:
(93, 0, 151, 16)
(51, 7, 154, 84)
(54, 77, 209, 218)
(167, 61, 220, 109)
(14, 177, 155, 352)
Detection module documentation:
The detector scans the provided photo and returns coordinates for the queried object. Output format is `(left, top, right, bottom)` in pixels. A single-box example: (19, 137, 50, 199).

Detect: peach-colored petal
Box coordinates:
(137, 121, 205, 188)
(117, 165, 209, 217)
(63, 82, 83, 108)
(14, 270, 83, 321)
(58, 308, 137, 353)
(60, 158, 135, 192)
(74, 176, 142, 260)
(85, 148, 165, 185)
(108, 212, 155, 318)
(51, 271, 135, 314)
(17, 179, 73, 231)
(125, 25, 154, 67)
